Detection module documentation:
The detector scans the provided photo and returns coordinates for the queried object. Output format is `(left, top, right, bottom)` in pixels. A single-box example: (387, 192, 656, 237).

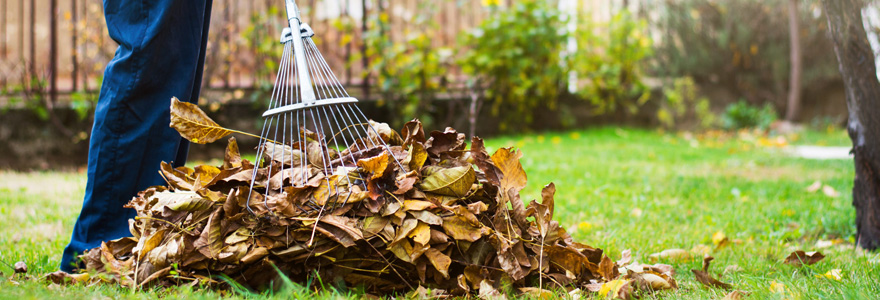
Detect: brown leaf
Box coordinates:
(441, 215, 484, 242)
(193, 208, 224, 259)
(424, 248, 452, 278)
(409, 210, 442, 225)
(598, 255, 619, 280)
(261, 142, 303, 167)
(14, 261, 27, 274)
(783, 250, 825, 267)
(492, 147, 527, 222)
(425, 128, 467, 158)
(44, 271, 90, 285)
(691, 256, 732, 290)
(471, 137, 503, 186)
(368, 120, 404, 146)
(317, 215, 365, 247)
(169, 97, 233, 144)
(223, 137, 242, 169)
(160, 161, 194, 191)
(401, 119, 426, 147)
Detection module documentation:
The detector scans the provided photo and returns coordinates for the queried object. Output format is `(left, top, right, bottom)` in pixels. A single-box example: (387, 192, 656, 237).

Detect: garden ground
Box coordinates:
(1, 126, 878, 299)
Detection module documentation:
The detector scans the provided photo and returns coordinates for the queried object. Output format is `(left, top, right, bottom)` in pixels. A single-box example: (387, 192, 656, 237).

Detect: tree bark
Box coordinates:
(823, 0, 880, 250)
(786, 0, 802, 122)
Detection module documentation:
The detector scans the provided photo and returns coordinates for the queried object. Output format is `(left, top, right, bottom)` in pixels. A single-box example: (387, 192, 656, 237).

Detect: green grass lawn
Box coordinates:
(1, 126, 877, 299)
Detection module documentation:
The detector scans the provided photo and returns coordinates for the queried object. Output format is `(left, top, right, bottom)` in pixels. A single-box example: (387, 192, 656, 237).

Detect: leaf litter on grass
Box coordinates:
(47, 99, 679, 298)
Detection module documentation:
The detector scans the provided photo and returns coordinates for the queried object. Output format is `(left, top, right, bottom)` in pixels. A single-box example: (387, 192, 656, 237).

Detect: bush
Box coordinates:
(574, 10, 654, 115)
(459, 0, 569, 130)
(657, 77, 715, 130)
(721, 100, 777, 130)
(363, 2, 450, 127)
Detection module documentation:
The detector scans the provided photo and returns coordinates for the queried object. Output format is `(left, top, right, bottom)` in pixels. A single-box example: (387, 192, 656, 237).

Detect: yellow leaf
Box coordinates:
(712, 231, 727, 246)
(409, 222, 431, 245)
(816, 269, 842, 281)
(357, 152, 390, 180)
(770, 281, 786, 294)
(169, 97, 233, 144)
(598, 279, 628, 298)
(403, 200, 435, 211)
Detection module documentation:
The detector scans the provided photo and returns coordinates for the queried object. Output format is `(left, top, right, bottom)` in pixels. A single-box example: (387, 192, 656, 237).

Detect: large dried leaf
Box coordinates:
(153, 191, 214, 212)
(420, 166, 476, 197)
(169, 97, 233, 144)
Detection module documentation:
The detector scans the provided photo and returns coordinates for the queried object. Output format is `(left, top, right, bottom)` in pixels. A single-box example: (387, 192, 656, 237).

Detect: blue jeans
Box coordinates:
(60, 0, 213, 272)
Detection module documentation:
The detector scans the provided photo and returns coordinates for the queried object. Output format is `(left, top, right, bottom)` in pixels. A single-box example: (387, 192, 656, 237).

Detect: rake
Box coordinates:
(246, 0, 401, 216)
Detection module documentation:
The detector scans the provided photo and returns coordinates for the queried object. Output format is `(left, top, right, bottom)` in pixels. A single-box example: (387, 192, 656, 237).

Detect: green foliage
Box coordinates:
(241, 5, 285, 105)
(574, 10, 654, 115)
(459, 0, 569, 129)
(363, 3, 450, 127)
(651, 0, 839, 105)
(721, 100, 777, 130)
(657, 77, 716, 130)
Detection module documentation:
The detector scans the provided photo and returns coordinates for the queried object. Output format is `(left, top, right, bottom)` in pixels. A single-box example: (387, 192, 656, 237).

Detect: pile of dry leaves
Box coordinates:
(50, 99, 681, 298)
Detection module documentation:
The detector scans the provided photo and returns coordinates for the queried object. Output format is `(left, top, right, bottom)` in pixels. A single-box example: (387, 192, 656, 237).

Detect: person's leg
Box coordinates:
(60, 0, 213, 272)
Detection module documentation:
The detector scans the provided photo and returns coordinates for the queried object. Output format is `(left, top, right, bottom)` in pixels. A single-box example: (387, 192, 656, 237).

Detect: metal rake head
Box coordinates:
(245, 0, 401, 216)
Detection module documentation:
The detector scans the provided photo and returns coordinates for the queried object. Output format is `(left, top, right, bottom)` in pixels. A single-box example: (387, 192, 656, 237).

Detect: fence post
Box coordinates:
(50, 0, 57, 104)
(361, 0, 369, 100)
(29, 0, 35, 83)
(1, 0, 6, 89)
(71, 0, 78, 91)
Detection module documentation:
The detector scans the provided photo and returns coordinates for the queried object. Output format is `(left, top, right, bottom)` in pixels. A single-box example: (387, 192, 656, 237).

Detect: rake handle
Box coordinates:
(284, 0, 317, 105)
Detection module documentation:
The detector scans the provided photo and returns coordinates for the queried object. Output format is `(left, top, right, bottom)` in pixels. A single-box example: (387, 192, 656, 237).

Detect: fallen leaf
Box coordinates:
(816, 269, 842, 281)
(649, 248, 691, 262)
(806, 180, 822, 193)
(769, 281, 786, 294)
(691, 256, 732, 290)
(783, 250, 825, 267)
(424, 248, 452, 278)
(420, 166, 476, 197)
(14, 261, 27, 274)
(722, 290, 749, 300)
(822, 185, 840, 198)
(598, 279, 628, 298)
(169, 97, 234, 144)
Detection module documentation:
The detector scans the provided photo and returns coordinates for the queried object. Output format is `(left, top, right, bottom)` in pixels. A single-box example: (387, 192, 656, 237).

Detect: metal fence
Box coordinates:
(0, 0, 492, 104)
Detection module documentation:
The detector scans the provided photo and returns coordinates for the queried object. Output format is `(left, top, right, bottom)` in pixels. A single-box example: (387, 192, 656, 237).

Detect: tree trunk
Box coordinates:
(823, 0, 880, 250)
(786, 0, 802, 122)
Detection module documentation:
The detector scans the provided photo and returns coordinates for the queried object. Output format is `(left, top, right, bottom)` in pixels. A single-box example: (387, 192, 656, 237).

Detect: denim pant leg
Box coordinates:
(60, 0, 213, 272)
